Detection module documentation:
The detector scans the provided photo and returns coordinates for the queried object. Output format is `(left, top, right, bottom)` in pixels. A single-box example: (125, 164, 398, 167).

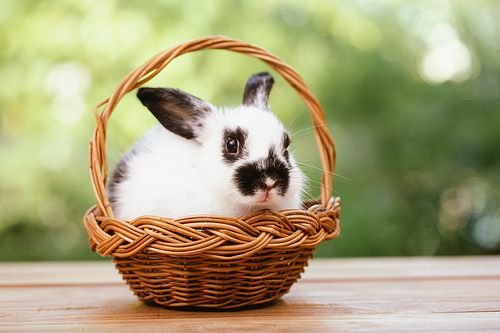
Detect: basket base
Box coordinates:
(114, 248, 315, 309)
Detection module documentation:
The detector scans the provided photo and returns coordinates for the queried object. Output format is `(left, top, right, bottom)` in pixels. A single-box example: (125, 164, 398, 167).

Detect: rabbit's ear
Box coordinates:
(242, 72, 274, 110)
(137, 88, 214, 140)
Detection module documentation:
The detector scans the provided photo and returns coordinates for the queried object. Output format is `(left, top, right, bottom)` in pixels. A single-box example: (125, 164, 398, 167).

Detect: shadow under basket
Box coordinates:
(83, 36, 341, 309)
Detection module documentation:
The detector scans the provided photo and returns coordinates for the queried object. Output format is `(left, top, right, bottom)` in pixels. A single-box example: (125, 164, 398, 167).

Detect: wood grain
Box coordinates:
(1, 257, 499, 332)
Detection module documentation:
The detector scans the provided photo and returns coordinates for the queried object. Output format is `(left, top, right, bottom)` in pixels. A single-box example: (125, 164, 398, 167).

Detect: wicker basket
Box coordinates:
(83, 36, 341, 309)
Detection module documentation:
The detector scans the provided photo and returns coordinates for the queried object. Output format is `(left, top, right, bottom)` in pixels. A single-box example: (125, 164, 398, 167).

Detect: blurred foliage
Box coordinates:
(0, 0, 499, 261)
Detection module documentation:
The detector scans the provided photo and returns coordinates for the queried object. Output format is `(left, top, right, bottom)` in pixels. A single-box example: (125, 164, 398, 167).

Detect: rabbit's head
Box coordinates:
(136, 72, 304, 215)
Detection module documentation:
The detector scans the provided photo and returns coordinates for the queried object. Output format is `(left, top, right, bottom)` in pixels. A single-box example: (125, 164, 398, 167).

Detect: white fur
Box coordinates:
(108, 105, 304, 220)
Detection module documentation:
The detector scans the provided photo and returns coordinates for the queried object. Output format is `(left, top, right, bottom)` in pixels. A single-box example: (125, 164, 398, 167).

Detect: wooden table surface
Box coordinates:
(1, 256, 499, 332)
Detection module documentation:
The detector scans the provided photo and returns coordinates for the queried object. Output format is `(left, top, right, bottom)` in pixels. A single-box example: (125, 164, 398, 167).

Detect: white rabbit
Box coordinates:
(107, 72, 305, 220)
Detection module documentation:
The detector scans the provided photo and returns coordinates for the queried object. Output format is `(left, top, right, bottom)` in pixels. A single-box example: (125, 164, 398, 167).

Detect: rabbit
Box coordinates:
(106, 72, 305, 220)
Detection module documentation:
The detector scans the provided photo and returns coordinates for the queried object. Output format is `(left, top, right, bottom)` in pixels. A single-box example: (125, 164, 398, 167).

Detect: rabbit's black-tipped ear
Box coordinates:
(242, 72, 274, 110)
(137, 87, 214, 140)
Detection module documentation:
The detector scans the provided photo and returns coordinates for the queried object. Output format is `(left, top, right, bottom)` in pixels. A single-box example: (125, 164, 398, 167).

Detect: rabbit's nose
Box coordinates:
(264, 178, 276, 189)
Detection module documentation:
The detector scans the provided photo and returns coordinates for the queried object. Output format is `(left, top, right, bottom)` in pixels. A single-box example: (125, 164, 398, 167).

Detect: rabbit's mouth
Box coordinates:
(255, 184, 278, 203)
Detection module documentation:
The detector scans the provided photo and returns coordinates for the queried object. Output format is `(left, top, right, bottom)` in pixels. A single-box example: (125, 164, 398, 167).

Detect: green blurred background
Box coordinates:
(1, 0, 499, 261)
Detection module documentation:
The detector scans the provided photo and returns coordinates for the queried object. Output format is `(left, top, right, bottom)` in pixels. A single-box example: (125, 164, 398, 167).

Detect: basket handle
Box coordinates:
(89, 36, 336, 217)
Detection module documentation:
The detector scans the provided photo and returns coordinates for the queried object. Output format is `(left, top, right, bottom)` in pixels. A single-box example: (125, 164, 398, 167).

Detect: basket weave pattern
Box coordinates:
(83, 36, 340, 309)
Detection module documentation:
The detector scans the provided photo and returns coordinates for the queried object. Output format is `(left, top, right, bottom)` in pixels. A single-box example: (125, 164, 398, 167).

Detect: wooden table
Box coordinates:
(1, 256, 499, 332)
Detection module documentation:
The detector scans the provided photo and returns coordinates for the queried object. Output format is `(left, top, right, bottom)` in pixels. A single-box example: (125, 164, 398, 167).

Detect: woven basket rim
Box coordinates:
(84, 35, 340, 259)
(84, 198, 340, 259)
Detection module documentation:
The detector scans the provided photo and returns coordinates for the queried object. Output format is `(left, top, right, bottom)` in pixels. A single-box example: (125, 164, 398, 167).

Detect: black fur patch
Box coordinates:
(242, 72, 274, 108)
(283, 132, 290, 149)
(137, 87, 212, 140)
(234, 148, 290, 196)
(107, 157, 129, 207)
(283, 132, 290, 164)
(222, 127, 248, 164)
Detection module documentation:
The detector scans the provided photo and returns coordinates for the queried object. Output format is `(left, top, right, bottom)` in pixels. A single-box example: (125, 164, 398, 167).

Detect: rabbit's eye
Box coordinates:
(226, 137, 239, 154)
